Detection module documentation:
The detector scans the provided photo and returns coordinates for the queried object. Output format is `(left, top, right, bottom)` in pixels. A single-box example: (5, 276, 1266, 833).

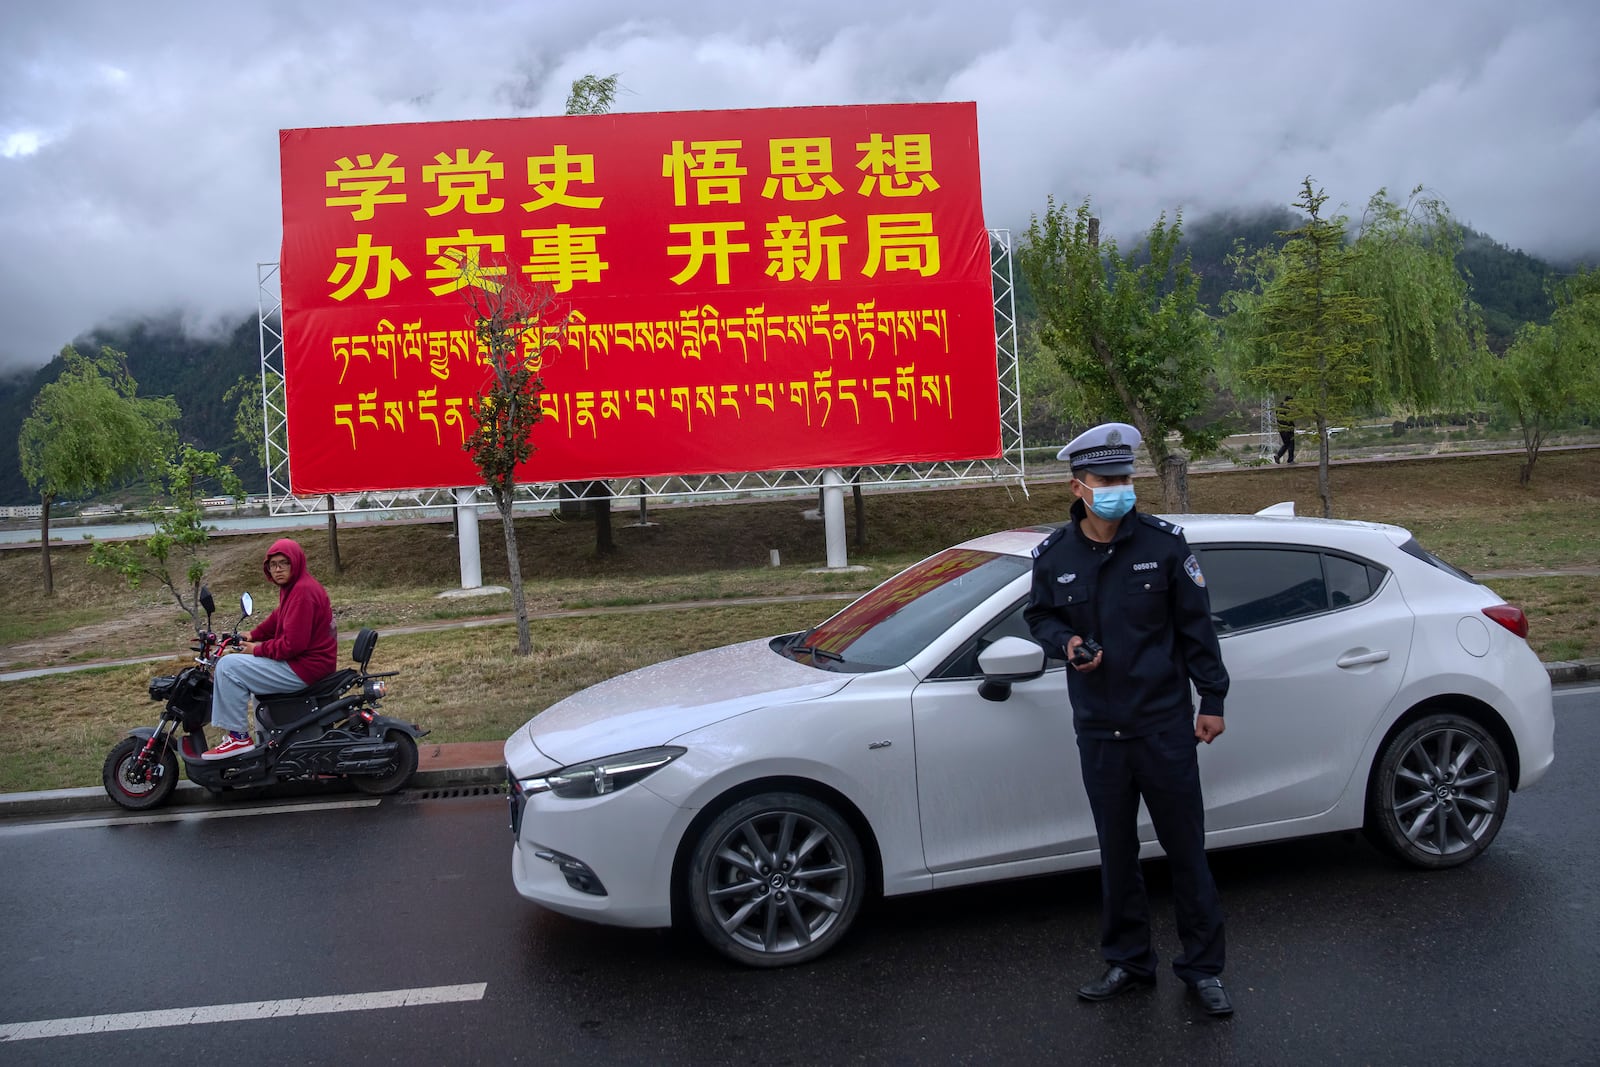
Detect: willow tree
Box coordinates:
(1227, 179, 1478, 516)
(1346, 185, 1478, 410)
(18, 346, 177, 594)
(461, 263, 572, 656)
(1019, 199, 1221, 510)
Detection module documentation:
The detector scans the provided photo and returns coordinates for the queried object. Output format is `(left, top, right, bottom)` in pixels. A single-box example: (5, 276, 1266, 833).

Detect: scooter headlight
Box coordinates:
(518, 746, 685, 799)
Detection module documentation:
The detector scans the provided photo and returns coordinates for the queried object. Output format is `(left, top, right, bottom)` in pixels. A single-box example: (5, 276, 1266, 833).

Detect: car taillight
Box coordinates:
(1482, 604, 1528, 639)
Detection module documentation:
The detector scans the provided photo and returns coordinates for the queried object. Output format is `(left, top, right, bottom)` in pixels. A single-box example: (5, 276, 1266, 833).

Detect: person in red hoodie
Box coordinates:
(204, 538, 336, 759)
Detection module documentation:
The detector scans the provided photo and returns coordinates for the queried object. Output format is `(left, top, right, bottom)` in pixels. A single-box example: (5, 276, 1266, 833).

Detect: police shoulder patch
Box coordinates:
(1184, 554, 1206, 587)
(1139, 513, 1183, 536)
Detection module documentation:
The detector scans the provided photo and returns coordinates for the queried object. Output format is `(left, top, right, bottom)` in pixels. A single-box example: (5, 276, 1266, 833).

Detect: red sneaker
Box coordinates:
(202, 733, 258, 760)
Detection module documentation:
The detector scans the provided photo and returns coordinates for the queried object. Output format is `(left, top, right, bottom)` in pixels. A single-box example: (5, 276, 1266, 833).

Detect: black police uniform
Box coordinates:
(1024, 498, 1230, 983)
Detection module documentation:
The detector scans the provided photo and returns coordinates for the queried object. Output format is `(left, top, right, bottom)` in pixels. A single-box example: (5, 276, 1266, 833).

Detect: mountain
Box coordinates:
(0, 314, 261, 505)
(3, 216, 1590, 506)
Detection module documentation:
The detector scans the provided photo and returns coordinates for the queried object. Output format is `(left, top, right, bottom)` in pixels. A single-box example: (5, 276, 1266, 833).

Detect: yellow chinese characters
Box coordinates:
(325, 153, 407, 220)
(762, 138, 844, 201)
(523, 146, 604, 211)
(423, 149, 505, 215)
(855, 133, 940, 197)
(426, 230, 507, 295)
(662, 140, 746, 206)
(765, 214, 847, 282)
(520, 224, 609, 292)
(328, 234, 412, 301)
(863, 214, 939, 278)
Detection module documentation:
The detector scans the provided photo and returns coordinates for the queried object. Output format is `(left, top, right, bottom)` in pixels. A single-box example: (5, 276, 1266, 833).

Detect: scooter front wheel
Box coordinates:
(350, 731, 419, 796)
(103, 737, 180, 811)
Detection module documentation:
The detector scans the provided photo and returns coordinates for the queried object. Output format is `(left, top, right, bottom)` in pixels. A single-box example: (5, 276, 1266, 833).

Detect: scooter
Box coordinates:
(102, 587, 428, 810)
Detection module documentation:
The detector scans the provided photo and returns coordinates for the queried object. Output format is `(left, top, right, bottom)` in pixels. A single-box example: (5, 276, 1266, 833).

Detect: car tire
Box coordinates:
(1365, 713, 1509, 869)
(687, 791, 866, 967)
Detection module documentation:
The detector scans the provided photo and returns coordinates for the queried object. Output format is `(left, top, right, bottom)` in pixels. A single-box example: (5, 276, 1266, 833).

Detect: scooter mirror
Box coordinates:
(199, 586, 215, 617)
(241, 592, 254, 618)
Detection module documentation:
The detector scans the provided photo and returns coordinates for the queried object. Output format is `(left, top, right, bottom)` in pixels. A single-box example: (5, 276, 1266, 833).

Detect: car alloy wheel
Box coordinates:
(1367, 713, 1508, 869)
(688, 791, 866, 967)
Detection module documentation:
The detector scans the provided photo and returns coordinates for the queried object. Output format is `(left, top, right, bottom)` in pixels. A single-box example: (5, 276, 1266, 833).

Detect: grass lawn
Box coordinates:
(1, 449, 1595, 792)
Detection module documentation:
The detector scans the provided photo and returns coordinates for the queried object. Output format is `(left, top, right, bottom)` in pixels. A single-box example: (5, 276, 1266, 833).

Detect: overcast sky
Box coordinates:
(2, 0, 1596, 373)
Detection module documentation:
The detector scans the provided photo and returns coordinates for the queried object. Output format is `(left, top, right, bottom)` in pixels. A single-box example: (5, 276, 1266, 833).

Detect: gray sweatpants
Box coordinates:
(209, 653, 306, 734)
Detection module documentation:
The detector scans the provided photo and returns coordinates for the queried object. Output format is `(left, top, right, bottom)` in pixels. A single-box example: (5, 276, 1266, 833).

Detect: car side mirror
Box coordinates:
(976, 636, 1047, 702)
(240, 592, 254, 618)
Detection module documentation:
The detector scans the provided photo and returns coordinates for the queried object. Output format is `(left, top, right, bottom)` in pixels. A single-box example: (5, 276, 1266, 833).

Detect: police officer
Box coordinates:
(1025, 422, 1234, 1017)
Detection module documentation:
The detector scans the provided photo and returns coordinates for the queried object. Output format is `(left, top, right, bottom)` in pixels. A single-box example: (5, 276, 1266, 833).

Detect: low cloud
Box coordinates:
(1, 0, 1595, 371)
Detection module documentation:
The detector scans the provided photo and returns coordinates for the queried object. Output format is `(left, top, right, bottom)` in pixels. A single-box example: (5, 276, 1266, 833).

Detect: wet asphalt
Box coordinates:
(1, 690, 1596, 1066)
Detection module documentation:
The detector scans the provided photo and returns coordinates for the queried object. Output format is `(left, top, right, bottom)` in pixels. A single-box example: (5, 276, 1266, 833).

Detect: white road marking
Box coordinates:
(0, 982, 487, 1042)
(1554, 684, 1600, 699)
(0, 798, 381, 835)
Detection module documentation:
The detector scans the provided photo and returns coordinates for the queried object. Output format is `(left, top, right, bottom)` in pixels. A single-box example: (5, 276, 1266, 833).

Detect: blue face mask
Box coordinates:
(1087, 484, 1136, 521)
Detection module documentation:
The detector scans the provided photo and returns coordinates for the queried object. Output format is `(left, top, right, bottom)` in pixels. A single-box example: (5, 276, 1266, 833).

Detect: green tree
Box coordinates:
(1491, 266, 1600, 485)
(1227, 179, 1479, 516)
(1019, 198, 1222, 509)
(17, 346, 177, 594)
(1227, 181, 1378, 516)
(89, 446, 245, 627)
(1346, 185, 1479, 411)
(461, 264, 572, 656)
(565, 73, 619, 115)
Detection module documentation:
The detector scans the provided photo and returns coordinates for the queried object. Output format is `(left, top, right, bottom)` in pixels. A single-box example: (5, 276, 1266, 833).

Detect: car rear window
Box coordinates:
(1398, 538, 1478, 583)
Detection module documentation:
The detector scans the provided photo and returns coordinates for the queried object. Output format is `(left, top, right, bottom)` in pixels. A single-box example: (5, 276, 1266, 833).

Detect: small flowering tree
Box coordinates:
(460, 261, 571, 655)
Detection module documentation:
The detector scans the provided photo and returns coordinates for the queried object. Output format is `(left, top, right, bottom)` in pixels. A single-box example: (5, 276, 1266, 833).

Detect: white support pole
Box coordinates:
(822, 468, 848, 569)
(454, 487, 483, 589)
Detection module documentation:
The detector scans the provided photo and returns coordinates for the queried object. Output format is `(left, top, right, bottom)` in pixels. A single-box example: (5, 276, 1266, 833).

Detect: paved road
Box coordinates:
(2, 689, 1597, 1065)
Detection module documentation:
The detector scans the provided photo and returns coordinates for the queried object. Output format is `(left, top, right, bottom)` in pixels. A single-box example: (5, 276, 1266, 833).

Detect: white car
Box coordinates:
(505, 509, 1555, 966)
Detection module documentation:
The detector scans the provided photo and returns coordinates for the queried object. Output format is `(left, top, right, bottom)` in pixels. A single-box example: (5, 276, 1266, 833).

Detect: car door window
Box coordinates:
(1196, 548, 1326, 632)
(932, 600, 1058, 680)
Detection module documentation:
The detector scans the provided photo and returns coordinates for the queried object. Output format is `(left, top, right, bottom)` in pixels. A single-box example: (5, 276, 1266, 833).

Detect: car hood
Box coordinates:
(518, 637, 851, 767)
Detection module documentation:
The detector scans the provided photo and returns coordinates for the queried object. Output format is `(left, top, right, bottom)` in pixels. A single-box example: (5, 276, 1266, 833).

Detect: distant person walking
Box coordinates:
(1274, 398, 1296, 464)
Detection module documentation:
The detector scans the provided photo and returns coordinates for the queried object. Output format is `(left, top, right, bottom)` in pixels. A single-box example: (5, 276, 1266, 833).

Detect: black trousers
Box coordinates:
(1077, 722, 1225, 983)
(1275, 430, 1295, 463)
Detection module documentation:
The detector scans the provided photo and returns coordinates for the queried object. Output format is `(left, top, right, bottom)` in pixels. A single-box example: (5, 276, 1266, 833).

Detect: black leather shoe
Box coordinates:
(1190, 977, 1233, 1017)
(1077, 965, 1156, 1001)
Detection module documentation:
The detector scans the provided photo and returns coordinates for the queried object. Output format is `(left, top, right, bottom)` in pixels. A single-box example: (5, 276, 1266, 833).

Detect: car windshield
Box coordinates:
(776, 548, 1032, 672)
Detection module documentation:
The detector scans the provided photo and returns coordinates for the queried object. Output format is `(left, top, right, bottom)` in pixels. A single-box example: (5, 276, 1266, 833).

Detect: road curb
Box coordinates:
(1545, 660, 1596, 685)
(3, 660, 1593, 820)
(0, 764, 507, 819)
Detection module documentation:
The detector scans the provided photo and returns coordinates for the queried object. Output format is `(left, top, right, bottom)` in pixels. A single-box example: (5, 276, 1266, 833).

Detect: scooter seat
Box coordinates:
(257, 668, 358, 703)
(254, 669, 360, 732)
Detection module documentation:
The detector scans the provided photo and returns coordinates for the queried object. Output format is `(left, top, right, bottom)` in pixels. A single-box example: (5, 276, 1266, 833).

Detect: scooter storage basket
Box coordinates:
(153, 666, 213, 730)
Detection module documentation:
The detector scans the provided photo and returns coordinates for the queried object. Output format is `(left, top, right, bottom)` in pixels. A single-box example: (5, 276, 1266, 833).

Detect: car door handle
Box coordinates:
(1336, 649, 1390, 668)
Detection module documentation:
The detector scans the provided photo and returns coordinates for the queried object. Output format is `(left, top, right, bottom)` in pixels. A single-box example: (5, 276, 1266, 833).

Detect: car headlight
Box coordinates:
(518, 746, 686, 800)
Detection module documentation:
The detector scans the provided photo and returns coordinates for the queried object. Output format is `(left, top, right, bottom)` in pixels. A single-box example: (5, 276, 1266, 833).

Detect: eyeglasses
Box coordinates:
(267, 559, 292, 570)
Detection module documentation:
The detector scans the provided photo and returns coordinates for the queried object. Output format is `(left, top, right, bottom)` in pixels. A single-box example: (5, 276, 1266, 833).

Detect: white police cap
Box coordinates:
(1058, 422, 1141, 475)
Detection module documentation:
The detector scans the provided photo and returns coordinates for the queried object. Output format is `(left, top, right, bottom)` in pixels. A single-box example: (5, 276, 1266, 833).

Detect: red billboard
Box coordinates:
(278, 102, 998, 494)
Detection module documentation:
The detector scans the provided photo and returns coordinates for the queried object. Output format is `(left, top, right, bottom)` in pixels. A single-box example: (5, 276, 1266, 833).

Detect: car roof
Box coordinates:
(959, 510, 1415, 559)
